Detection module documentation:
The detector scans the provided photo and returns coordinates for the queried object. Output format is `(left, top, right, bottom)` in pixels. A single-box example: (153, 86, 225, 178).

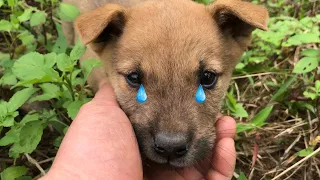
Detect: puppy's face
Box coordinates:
(76, 0, 268, 167)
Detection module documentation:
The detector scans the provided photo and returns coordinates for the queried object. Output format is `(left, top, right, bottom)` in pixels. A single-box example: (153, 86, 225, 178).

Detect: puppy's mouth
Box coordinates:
(138, 136, 212, 168)
(145, 156, 190, 168)
(132, 123, 213, 168)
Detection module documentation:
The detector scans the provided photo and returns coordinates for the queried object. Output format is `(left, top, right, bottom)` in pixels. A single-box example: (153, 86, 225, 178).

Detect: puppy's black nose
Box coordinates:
(154, 133, 189, 159)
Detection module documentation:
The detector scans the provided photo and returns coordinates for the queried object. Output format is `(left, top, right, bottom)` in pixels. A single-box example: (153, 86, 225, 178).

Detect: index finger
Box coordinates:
(91, 80, 119, 107)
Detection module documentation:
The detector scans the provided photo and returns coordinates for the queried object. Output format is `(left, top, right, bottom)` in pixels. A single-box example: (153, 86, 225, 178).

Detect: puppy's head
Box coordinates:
(76, 0, 268, 168)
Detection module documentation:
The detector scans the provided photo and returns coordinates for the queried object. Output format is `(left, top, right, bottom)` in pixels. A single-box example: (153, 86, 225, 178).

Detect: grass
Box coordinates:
(0, 0, 320, 179)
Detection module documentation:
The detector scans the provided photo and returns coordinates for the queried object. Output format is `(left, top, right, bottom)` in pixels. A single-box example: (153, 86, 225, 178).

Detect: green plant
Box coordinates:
(0, 0, 101, 178)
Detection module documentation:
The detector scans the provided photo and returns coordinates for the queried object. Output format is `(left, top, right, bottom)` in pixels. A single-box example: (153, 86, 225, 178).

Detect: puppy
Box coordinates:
(62, 0, 268, 168)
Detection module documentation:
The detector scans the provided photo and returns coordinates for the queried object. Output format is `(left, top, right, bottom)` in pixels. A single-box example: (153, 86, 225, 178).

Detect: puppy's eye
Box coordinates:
(200, 71, 218, 89)
(126, 72, 141, 87)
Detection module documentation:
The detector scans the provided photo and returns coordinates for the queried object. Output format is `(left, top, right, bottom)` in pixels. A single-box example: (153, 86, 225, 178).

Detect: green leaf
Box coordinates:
(9, 121, 44, 158)
(232, 104, 248, 118)
(44, 52, 57, 68)
(16, 176, 33, 180)
(72, 68, 82, 80)
(225, 93, 237, 112)
(270, 76, 296, 102)
(29, 83, 61, 103)
(0, 102, 7, 119)
(18, 9, 33, 22)
(59, 3, 80, 21)
(301, 49, 320, 57)
(195, 0, 212, 5)
(18, 31, 35, 45)
(52, 23, 68, 53)
(250, 106, 273, 127)
(303, 91, 317, 100)
(0, 0, 4, 7)
(0, 166, 28, 180)
(81, 59, 103, 81)
(70, 40, 86, 61)
(12, 52, 60, 82)
(53, 136, 63, 148)
(30, 11, 47, 27)
(315, 80, 320, 93)
(0, 20, 13, 32)
(67, 99, 90, 119)
(0, 126, 20, 146)
(225, 93, 248, 117)
(238, 172, 248, 180)
(57, 53, 74, 72)
(0, 70, 17, 86)
(7, 87, 38, 113)
(49, 118, 69, 135)
(20, 113, 39, 125)
(296, 147, 314, 157)
(8, 0, 15, 7)
(236, 124, 255, 134)
(67, 100, 83, 119)
(293, 57, 318, 73)
(285, 33, 320, 46)
(0, 116, 14, 127)
(235, 62, 245, 70)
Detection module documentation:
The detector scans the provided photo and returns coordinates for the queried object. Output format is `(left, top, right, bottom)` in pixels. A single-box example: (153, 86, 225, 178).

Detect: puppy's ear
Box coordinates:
(208, 0, 268, 47)
(75, 4, 126, 46)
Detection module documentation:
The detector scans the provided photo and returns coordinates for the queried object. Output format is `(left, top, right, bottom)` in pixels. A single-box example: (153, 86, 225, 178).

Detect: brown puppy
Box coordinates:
(62, 0, 268, 168)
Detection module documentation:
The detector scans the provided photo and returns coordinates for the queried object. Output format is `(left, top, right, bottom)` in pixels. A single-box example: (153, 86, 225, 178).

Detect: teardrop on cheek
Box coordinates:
(195, 85, 206, 103)
(136, 84, 147, 103)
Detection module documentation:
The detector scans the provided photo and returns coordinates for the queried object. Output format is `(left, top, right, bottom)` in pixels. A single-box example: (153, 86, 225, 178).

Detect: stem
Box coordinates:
(63, 80, 75, 101)
(62, 70, 75, 101)
(78, 84, 84, 101)
(42, 24, 48, 48)
(315, 69, 320, 133)
(1, 32, 11, 56)
(9, 32, 17, 59)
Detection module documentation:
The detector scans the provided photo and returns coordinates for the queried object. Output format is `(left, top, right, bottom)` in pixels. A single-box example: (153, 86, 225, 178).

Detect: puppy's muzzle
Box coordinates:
(153, 132, 190, 160)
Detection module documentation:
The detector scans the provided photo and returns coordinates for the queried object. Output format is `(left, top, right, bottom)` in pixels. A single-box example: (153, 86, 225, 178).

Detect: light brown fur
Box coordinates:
(62, 0, 268, 168)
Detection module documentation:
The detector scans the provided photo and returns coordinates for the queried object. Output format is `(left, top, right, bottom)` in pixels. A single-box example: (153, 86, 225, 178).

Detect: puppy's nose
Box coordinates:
(154, 132, 189, 159)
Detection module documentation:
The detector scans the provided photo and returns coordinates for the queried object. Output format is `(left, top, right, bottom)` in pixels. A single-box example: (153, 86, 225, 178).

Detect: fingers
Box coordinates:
(92, 81, 118, 107)
(208, 138, 236, 180)
(215, 116, 236, 140)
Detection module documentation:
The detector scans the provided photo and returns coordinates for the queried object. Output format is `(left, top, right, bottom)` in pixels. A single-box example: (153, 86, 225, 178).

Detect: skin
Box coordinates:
(40, 81, 236, 180)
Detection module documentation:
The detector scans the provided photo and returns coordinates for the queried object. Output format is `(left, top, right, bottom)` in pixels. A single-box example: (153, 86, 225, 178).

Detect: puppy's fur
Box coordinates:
(62, 0, 268, 168)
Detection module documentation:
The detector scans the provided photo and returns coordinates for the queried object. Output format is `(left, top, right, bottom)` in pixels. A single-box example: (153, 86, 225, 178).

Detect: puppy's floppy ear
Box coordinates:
(208, 0, 268, 46)
(75, 4, 126, 45)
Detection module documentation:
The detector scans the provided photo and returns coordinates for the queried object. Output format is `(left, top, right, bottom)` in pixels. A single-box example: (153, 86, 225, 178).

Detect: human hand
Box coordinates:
(41, 82, 143, 180)
(41, 82, 236, 180)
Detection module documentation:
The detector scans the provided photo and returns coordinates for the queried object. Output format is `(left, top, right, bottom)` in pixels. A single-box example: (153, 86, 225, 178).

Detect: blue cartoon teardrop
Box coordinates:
(136, 84, 147, 103)
(195, 85, 206, 103)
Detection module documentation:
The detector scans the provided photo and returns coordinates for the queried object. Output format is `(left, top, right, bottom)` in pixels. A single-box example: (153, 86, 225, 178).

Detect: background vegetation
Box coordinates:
(0, 0, 319, 179)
